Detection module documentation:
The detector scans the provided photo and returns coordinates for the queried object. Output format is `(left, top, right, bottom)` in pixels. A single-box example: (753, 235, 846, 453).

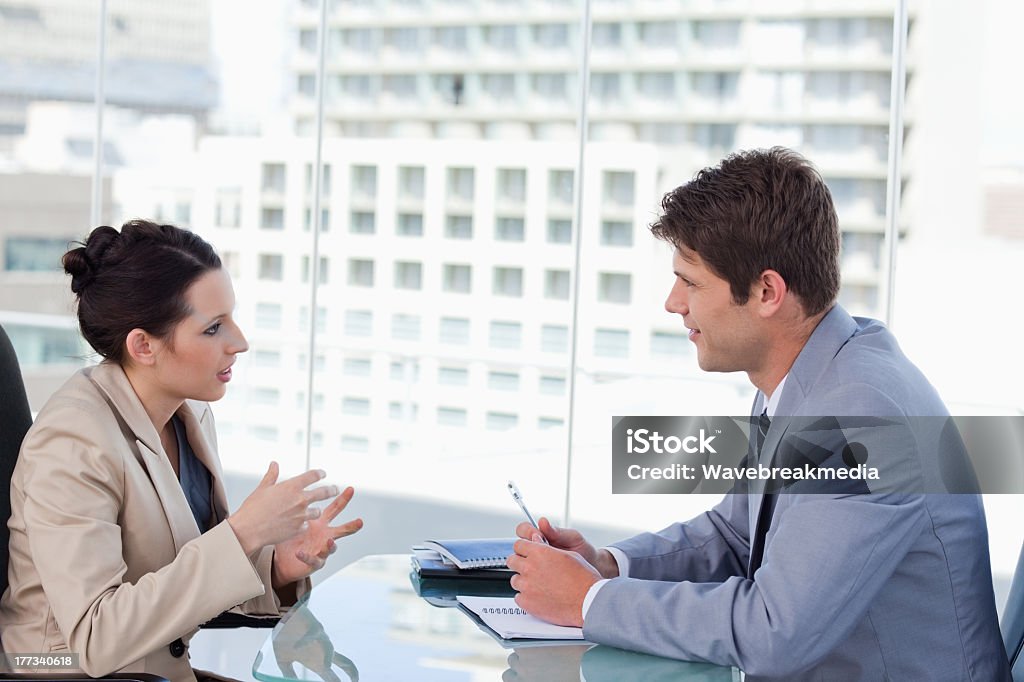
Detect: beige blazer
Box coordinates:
(0, 362, 295, 681)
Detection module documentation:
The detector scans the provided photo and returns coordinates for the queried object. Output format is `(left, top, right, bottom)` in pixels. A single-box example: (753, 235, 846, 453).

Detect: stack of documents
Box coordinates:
(411, 539, 516, 579)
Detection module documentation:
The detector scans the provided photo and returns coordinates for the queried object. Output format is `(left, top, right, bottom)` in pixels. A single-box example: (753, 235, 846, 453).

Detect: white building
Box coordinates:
(289, 0, 903, 316)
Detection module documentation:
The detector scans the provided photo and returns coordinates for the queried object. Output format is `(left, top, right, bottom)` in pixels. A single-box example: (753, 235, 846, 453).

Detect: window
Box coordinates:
(493, 267, 523, 297)
(541, 324, 568, 353)
(495, 217, 525, 241)
(488, 371, 519, 391)
(348, 259, 375, 286)
(639, 21, 677, 47)
(397, 213, 424, 236)
(601, 220, 633, 247)
(384, 26, 421, 53)
(540, 375, 566, 395)
(532, 23, 569, 49)
(343, 358, 372, 376)
(252, 388, 280, 406)
(260, 208, 284, 230)
(547, 219, 572, 244)
(432, 26, 468, 52)
(484, 24, 518, 52)
(389, 401, 419, 420)
(637, 72, 676, 99)
(549, 169, 574, 204)
(390, 359, 420, 382)
(544, 269, 570, 300)
(594, 328, 630, 357)
(399, 166, 425, 199)
(443, 264, 472, 293)
(446, 215, 473, 239)
(603, 171, 635, 206)
(590, 73, 621, 104)
(382, 74, 418, 100)
(215, 189, 242, 228)
(391, 313, 422, 340)
(297, 74, 315, 97)
(351, 165, 377, 198)
(439, 366, 469, 385)
(539, 417, 565, 430)
(497, 168, 527, 202)
(350, 211, 376, 234)
(252, 350, 281, 368)
(342, 397, 371, 416)
(303, 207, 330, 232)
(592, 22, 621, 48)
(298, 306, 327, 334)
(344, 310, 373, 336)
(532, 73, 568, 100)
(297, 354, 327, 372)
(481, 74, 516, 102)
(651, 331, 687, 357)
(440, 317, 470, 344)
(438, 407, 468, 427)
(255, 303, 282, 329)
(447, 167, 474, 201)
(257, 254, 283, 281)
(3, 237, 69, 272)
(262, 163, 286, 193)
(486, 412, 518, 430)
(394, 261, 423, 289)
(489, 321, 522, 349)
(301, 256, 329, 284)
(304, 163, 332, 195)
(598, 273, 632, 304)
(341, 436, 370, 453)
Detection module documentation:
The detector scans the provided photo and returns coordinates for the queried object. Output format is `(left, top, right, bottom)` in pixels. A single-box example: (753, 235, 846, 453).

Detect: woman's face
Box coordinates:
(153, 268, 248, 403)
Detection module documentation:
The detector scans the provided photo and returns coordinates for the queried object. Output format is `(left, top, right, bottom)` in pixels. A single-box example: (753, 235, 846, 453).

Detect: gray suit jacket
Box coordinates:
(584, 305, 1010, 681)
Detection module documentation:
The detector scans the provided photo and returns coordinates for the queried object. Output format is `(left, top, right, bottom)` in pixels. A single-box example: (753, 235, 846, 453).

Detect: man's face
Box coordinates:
(664, 248, 763, 374)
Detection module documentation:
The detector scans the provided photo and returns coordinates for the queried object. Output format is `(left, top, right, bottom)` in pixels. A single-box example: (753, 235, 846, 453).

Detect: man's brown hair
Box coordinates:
(650, 147, 840, 316)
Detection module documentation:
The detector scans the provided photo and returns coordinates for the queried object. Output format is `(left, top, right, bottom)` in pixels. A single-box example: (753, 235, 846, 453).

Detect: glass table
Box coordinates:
(252, 554, 738, 681)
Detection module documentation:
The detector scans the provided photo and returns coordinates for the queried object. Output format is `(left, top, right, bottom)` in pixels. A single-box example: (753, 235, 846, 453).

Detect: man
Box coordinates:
(507, 148, 1010, 680)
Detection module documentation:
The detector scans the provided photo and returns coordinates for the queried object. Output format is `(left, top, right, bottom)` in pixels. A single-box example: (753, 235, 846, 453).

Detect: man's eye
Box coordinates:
(204, 323, 221, 335)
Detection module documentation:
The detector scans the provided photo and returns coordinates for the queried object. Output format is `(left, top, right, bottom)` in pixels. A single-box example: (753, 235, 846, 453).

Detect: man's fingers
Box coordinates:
(514, 521, 537, 539)
(258, 461, 279, 488)
(513, 537, 543, 557)
(305, 484, 340, 504)
(509, 573, 521, 591)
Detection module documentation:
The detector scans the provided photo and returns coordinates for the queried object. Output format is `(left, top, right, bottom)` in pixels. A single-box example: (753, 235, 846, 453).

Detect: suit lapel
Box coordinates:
(86, 362, 201, 552)
(745, 305, 861, 577)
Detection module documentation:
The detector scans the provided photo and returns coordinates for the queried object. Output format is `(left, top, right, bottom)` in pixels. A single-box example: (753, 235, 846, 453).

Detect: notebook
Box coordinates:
(411, 555, 514, 580)
(421, 538, 516, 569)
(457, 596, 585, 641)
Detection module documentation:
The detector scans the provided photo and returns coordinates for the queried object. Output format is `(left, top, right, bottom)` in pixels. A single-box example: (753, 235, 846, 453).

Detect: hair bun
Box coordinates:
(62, 225, 121, 294)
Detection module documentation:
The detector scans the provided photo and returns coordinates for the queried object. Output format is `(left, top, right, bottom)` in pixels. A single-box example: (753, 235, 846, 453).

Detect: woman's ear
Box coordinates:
(124, 328, 160, 367)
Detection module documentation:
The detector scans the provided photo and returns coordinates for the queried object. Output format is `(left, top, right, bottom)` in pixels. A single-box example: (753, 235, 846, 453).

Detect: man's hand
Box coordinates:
(506, 535, 603, 628)
(514, 517, 620, 578)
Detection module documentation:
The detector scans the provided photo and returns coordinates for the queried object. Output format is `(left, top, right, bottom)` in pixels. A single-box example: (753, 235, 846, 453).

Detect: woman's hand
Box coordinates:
(228, 462, 340, 555)
(271, 485, 363, 589)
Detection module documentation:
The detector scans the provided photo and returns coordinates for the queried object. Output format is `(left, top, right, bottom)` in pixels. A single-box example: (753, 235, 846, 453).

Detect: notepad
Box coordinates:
(422, 538, 516, 569)
(457, 596, 585, 641)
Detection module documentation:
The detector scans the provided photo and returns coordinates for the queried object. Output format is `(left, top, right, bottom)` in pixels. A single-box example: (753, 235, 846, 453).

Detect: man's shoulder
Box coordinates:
(798, 312, 947, 417)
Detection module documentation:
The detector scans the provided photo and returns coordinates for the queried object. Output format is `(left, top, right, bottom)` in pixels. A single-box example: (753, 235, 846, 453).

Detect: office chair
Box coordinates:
(1005, 540, 1024, 681)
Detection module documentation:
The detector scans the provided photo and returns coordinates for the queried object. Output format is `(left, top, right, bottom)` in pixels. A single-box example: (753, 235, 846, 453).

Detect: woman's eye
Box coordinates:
(204, 323, 221, 336)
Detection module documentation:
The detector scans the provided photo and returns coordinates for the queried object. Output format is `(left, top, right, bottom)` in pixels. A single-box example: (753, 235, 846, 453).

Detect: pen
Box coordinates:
(507, 480, 548, 544)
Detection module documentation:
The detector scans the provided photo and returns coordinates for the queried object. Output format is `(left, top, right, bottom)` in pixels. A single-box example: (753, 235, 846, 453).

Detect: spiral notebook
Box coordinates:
(421, 538, 516, 569)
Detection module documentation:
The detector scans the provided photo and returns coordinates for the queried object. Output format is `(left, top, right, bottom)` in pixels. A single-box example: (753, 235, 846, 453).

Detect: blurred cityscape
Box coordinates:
(0, 0, 1021, 593)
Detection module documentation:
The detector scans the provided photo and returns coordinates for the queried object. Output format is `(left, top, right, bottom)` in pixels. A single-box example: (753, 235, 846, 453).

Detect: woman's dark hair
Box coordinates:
(62, 220, 222, 364)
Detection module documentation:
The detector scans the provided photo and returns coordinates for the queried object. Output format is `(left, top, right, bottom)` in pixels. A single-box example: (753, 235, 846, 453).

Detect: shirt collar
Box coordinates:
(762, 374, 788, 419)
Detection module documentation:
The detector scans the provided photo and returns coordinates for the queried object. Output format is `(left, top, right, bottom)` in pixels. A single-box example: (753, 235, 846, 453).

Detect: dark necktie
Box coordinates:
(749, 409, 774, 575)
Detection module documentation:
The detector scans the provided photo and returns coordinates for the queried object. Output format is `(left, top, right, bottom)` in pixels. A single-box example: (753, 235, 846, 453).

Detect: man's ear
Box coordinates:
(124, 328, 160, 366)
(754, 269, 787, 316)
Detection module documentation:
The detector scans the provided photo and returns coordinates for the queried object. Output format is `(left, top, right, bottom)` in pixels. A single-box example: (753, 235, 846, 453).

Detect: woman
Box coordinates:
(0, 220, 362, 681)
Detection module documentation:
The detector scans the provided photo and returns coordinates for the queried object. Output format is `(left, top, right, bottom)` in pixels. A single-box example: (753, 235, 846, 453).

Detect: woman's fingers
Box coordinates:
(322, 486, 355, 521)
(331, 518, 363, 538)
